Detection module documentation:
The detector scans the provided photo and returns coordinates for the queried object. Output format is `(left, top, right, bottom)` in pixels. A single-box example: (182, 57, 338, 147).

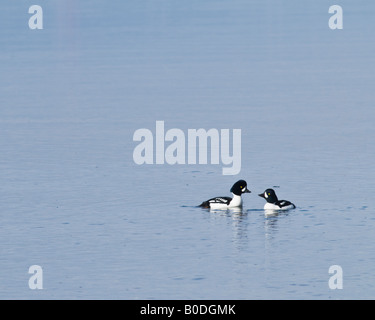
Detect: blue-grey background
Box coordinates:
(1, 1, 374, 299)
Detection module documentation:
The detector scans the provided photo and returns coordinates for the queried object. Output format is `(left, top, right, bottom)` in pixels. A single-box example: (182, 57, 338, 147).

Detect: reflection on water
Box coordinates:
(264, 213, 280, 236)
(203, 207, 250, 250)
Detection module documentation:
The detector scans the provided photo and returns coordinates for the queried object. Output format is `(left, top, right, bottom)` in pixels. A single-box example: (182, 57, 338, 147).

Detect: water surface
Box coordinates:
(1, 1, 374, 299)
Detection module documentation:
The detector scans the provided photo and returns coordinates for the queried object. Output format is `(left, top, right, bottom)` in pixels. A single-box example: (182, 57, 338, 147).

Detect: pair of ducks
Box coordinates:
(199, 180, 295, 211)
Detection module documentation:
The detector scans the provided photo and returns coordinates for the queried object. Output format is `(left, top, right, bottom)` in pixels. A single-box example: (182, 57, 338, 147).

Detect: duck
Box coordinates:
(199, 180, 251, 209)
(258, 188, 296, 210)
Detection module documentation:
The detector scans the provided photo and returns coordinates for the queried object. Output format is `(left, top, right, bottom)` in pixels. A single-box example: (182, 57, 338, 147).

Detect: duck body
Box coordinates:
(263, 200, 296, 211)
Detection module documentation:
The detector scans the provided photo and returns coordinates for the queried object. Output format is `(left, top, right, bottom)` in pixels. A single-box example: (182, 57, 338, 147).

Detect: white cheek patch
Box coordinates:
(264, 192, 268, 198)
(242, 187, 247, 192)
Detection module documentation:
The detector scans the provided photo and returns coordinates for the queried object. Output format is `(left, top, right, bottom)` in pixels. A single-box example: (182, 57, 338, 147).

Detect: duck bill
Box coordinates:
(258, 193, 265, 198)
(245, 189, 251, 193)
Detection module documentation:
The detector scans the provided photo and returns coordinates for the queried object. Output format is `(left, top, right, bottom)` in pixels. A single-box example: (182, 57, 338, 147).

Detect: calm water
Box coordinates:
(1, 1, 375, 299)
